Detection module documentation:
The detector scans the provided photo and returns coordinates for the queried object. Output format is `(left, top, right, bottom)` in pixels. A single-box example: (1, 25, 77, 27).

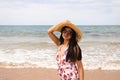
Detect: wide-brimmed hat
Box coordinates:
(54, 23, 82, 42)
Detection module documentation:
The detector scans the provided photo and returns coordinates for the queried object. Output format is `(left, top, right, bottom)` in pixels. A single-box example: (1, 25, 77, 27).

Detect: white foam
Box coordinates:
(0, 49, 57, 68)
(81, 43, 120, 70)
(0, 44, 120, 70)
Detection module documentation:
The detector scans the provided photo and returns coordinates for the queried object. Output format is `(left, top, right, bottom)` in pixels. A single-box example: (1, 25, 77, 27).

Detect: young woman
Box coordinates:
(48, 20, 84, 80)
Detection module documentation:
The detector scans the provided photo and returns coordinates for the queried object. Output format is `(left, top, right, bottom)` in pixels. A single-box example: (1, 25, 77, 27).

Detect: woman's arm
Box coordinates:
(48, 26, 60, 46)
(47, 20, 70, 46)
(76, 60, 84, 80)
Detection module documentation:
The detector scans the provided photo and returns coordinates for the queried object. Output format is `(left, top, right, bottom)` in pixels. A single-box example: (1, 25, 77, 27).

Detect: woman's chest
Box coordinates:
(56, 46, 68, 64)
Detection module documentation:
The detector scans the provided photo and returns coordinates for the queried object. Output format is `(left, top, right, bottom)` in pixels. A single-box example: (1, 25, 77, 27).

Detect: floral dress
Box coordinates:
(56, 46, 79, 80)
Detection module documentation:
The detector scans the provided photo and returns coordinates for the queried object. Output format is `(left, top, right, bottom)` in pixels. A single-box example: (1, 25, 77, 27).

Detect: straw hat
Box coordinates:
(54, 23, 82, 42)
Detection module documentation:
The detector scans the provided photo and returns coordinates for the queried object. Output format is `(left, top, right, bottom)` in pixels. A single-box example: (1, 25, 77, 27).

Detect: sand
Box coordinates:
(0, 68, 119, 80)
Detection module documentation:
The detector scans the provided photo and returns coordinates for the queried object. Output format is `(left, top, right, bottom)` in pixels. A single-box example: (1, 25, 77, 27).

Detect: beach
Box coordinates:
(0, 25, 120, 80)
(0, 68, 119, 80)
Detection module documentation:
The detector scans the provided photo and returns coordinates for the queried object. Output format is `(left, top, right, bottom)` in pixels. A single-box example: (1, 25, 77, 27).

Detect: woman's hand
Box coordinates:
(61, 20, 71, 24)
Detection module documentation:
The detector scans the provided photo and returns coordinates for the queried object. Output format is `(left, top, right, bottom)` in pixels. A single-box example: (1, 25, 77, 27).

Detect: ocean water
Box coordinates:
(0, 25, 120, 70)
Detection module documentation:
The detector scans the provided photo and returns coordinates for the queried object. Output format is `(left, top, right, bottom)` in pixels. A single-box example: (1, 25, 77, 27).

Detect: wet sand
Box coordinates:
(0, 68, 119, 80)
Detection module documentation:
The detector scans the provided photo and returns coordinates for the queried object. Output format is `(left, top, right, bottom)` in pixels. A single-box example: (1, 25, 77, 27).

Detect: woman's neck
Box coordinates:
(63, 40, 69, 47)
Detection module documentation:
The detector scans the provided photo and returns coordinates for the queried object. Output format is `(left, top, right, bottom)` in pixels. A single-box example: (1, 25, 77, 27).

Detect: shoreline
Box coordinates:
(0, 68, 119, 80)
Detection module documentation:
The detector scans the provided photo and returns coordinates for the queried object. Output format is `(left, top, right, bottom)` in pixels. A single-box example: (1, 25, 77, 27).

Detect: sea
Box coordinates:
(0, 25, 120, 70)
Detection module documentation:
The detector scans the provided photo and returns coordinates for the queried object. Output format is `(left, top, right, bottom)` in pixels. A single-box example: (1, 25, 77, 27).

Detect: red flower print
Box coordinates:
(70, 72, 73, 76)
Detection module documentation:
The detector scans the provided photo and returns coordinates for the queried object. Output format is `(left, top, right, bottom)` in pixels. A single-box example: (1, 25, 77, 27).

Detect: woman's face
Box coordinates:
(62, 27, 73, 40)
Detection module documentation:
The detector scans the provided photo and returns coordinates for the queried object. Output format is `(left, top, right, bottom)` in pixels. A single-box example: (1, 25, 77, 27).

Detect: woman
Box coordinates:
(48, 20, 84, 80)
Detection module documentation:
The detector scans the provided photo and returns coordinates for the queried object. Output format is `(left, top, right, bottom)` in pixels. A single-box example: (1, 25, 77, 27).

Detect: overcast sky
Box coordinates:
(0, 0, 120, 25)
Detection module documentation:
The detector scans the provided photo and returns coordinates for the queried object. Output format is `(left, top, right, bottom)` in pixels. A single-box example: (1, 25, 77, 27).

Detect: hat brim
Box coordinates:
(54, 23, 82, 42)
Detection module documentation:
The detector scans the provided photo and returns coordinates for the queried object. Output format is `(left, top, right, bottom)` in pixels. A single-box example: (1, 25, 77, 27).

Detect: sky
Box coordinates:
(0, 0, 120, 25)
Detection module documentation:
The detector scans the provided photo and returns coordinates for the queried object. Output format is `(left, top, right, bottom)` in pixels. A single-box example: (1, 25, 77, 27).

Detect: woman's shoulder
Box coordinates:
(57, 44, 62, 49)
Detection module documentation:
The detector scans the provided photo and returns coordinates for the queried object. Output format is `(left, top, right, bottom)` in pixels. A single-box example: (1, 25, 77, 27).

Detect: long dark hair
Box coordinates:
(60, 26, 82, 63)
